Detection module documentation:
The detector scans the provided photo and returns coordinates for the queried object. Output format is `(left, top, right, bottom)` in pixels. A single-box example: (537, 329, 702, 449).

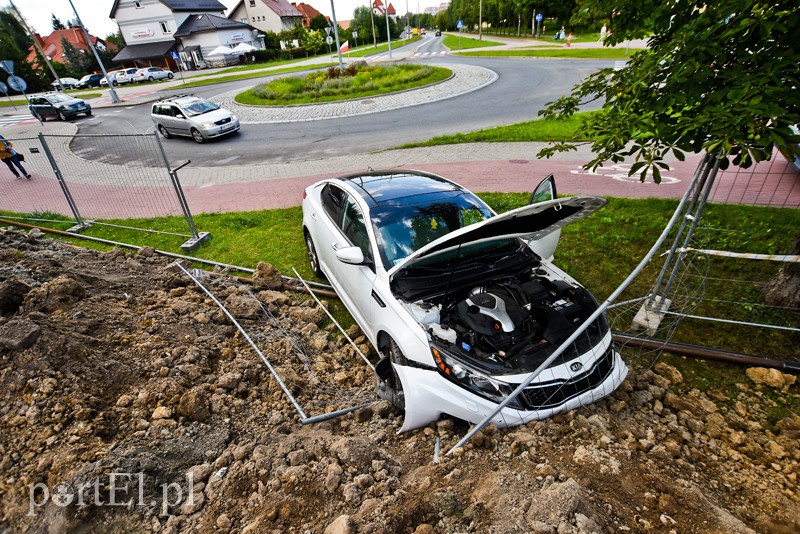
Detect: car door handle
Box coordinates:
(310, 212, 317, 220)
(331, 242, 339, 251)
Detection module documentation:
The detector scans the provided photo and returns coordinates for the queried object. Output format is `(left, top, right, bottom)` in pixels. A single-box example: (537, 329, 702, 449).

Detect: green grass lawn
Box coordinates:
(235, 64, 451, 105)
(458, 47, 642, 58)
(399, 112, 594, 148)
(442, 34, 504, 50)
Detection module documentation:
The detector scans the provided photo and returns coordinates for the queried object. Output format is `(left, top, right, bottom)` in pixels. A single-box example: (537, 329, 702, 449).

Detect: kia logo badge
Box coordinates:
(570, 362, 583, 372)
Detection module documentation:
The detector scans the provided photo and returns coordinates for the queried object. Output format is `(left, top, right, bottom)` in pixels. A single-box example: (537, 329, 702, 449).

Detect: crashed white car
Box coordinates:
(301, 170, 627, 431)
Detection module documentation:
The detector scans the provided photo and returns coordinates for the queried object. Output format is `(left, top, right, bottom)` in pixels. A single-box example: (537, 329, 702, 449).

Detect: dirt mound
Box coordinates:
(0, 228, 798, 533)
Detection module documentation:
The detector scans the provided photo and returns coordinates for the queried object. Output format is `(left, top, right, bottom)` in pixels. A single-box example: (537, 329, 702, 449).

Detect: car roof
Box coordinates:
(335, 170, 467, 209)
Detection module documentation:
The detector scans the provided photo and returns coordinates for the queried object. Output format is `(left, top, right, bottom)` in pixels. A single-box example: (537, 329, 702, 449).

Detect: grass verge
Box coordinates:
(442, 35, 504, 50)
(398, 112, 594, 148)
(457, 48, 642, 58)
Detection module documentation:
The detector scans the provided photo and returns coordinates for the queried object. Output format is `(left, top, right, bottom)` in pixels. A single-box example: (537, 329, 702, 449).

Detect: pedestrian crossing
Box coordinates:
(0, 114, 38, 128)
(367, 51, 450, 62)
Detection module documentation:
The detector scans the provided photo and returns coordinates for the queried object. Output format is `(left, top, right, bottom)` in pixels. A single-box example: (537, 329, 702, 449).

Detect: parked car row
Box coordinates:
(54, 67, 175, 90)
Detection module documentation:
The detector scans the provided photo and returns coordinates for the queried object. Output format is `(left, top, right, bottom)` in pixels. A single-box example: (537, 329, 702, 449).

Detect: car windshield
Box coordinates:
(48, 94, 74, 103)
(182, 100, 220, 116)
(370, 192, 493, 268)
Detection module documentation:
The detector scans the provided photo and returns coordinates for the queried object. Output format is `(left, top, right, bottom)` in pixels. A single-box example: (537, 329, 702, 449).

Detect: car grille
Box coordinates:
(517, 347, 615, 410)
(214, 117, 231, 126)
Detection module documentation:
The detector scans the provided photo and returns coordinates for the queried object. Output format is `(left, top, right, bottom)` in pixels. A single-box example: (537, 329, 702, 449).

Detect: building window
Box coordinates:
(240, 18, 248, 23)
(134, 1, 142, 7)
(249, 0, 256, 6)
(159, 21, 170, 33)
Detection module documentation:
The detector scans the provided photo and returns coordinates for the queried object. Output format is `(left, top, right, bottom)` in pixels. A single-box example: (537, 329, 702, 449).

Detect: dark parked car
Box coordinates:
(29, 93, 92, 121)
(75, 74, 105, 89)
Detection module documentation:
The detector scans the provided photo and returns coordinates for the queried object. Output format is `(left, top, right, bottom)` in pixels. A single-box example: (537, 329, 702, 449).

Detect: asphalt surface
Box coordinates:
(3, 34, 798, 213)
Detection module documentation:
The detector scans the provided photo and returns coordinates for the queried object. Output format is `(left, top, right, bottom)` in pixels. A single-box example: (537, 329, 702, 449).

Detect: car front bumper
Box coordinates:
(201, 120, 240, 139)
(393, 350, 628, 432)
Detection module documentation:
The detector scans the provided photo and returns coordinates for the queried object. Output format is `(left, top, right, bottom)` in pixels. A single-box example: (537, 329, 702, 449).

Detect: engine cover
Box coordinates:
(456, 292, 525, 335)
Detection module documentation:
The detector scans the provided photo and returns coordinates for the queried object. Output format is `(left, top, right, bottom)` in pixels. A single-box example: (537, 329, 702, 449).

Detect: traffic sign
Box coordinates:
(0, 81, 7, 94)
(171, 51, 179, 61)
(0, 61, 13, 74)
(536, 13, 543, 22)
(7, 75, 26, 93)
(456, 20, 463, 29)
(326, 36, 334, 45)
(352, 31, 358, 38)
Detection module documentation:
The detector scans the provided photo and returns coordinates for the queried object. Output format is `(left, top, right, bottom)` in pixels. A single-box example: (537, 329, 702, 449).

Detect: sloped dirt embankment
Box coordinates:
(0, 228, 798, 534)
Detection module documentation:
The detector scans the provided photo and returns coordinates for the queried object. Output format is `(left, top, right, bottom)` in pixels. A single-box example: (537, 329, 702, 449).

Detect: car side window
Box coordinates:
(341, 197, 372, 261)
(321, 184, 346, 226)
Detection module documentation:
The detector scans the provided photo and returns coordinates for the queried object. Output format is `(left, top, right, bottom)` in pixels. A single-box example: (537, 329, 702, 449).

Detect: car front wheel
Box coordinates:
(381, 338, 407, 410)
(158, 125, 171, 139)
(190, 128, 204, 143)
(167, 73, 174, 79)
(85, 110, 92, 116)
(57, 110, 68, 121)
(148, 76, 154, 82)
(304, 231, 324, 278)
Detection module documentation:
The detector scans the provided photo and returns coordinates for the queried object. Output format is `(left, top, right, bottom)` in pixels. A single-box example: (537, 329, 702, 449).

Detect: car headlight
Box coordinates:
(200, 122, 214, 129)
(231, 114, 239, 121)
(431, 345, 523, 409)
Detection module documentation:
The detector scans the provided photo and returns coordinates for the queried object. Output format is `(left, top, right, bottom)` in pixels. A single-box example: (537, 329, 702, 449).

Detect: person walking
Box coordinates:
(599, 23, 608, 42)
(0, 135, 30, 180)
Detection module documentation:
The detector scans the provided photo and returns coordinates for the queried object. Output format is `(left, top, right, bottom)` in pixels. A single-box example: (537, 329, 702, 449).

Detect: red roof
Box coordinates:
(26, 27, 113, 68)
(291, 2, 328, 28)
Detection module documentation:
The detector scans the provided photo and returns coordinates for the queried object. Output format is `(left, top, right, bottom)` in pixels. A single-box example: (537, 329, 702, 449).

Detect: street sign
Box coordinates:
(0, 81, 7, 94)
(456, 20, 463, 29)
(326, 36, 333, 45)
(7, 75, 26, 93)
(536, 13, 543, 22)
(352, 31, 358, 38)
(171, 51, 179, 61)
(0, 61, 13, 74)
(324, 27, 332, 36)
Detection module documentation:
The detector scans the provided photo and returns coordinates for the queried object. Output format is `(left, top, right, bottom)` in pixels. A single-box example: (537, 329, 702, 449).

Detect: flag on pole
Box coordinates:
(339, 40, 350, 53)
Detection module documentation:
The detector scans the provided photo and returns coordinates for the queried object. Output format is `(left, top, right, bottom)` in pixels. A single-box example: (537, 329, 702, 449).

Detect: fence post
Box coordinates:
(37, 132, 91, 233)
(153, 132, 210, 251)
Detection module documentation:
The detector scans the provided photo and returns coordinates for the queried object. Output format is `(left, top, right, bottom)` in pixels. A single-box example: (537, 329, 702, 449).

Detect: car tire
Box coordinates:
(148, 76, 154, 82)
(158, 125, 172, 139)
(167, 73, 174, 79)
(382, 338, 407, 410)
(190, 128, 204, 143)
(85, 110, 92, 116)
(112, 80, 118, 86)
(304, 231, 325, 278)
(57, 110, 68, 121)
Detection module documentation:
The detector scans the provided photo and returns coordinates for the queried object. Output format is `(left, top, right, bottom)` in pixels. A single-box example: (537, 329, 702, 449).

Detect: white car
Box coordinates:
(151, 95, 240, 143)
(301, 170, 628, 432)
(114, 67, 140, 85)
(51, 77, 79, 90)
(131, 67, 174, 83)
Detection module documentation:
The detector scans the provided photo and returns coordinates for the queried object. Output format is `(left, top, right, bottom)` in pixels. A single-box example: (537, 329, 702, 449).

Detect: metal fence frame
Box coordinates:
(0, 131, 209, 251)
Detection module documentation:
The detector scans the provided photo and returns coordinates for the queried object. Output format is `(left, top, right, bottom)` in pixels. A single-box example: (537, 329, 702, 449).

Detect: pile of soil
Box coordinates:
(0, 228, 798, 534)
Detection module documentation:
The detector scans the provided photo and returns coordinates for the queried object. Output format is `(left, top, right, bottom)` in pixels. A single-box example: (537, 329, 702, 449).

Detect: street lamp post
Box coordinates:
(66, 0, 121, 103)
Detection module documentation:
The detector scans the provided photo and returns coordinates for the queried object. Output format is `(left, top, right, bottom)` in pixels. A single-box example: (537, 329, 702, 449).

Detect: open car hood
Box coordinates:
(388, 195, 608, 277)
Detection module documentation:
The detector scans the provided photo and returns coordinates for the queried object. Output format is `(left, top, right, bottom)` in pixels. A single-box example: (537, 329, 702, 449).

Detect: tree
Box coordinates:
(309, 14, 329, 32)
(51, 13, 66, 31)
(539, 0, 800, 305)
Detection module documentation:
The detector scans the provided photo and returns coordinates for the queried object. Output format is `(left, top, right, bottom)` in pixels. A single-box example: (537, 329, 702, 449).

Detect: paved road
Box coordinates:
(2, 34, 798, 215)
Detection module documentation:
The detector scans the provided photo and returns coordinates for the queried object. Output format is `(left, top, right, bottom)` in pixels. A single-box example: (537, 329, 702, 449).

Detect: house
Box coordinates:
(26, 25, 113, 69)
(372, 0, 397, 21)
(110, 0, 227, 69)
(174, 14, 262, 69)
(291, 2, 328, 29)
(226, 0, 303, 34)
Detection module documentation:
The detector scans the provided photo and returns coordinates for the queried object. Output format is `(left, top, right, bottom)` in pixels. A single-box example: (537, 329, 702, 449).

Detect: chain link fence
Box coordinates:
(0, 132, 208, 250)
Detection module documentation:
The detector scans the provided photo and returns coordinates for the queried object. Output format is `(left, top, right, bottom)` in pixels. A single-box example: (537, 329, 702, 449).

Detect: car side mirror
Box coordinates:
(336, 246, 371, 266)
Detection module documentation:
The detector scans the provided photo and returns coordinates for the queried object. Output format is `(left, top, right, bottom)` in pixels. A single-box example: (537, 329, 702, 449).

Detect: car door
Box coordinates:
(164, 104, 190, 136)
(316, 184, 378, 335)
(525, 174, 561, 260)
(30, 97, 54, 120)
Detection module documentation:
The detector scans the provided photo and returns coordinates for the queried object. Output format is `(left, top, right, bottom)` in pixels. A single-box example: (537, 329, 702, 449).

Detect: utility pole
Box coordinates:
(370, 1, 377, 47)
(479, 0, 483, 40)
(8, 0, 61, 91)
(66, 0, 121, 103)
(328, 0, 345, 72)
(384, 1, 392, 58)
